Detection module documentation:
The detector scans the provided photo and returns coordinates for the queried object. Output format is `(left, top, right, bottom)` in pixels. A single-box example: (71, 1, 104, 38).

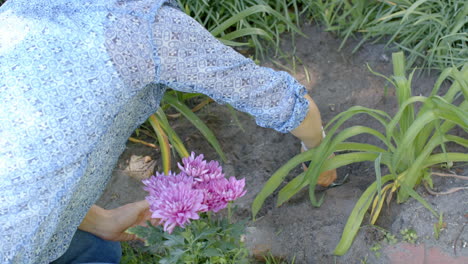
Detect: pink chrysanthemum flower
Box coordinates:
(196, 177, 246, 212)
(178, 152, 208, 179)
(223, 177, 247, 202)
(142, 171, 193, 196)
(146, 180, 207, 233)
(143, 152, 247, 232)
(197, 180, 228, 212)
(178, 152, 224, 182)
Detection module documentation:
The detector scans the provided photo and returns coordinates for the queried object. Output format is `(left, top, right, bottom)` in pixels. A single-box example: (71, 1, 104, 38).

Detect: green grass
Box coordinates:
(305, 0, 468, 71)
(177, 0, 305, 59)
(252, 52, 468, 255)
(120, 242, 161, 264)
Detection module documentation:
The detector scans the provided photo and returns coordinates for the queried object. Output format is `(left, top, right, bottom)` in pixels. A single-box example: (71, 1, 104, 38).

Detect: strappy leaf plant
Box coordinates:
(252, 52, 468, 255)
(131, 91, 226, 174)
(307, 0, 468, 70)
(178, 0, 304, 58)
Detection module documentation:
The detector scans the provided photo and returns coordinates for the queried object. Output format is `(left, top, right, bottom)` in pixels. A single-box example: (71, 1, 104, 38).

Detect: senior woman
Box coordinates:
(0, 0, 336, 263)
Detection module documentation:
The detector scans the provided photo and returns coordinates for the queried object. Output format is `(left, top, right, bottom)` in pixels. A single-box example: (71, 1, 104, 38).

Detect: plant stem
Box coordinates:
(228, 202, 232, 224)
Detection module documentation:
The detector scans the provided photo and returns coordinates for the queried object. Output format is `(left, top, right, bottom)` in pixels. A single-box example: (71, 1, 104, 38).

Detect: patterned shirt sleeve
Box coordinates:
(151, 6, 309, 133)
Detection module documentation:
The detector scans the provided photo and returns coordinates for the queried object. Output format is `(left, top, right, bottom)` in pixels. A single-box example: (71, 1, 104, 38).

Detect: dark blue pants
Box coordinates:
(51, 230, 122, 264)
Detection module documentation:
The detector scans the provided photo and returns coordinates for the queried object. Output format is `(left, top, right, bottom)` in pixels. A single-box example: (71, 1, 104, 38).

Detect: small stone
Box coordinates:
(143, 155, 152, 163)
(124, 155, 157, 180)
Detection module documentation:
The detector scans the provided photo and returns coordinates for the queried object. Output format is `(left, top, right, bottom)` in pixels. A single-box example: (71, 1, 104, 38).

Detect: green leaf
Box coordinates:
(375, 153, 383, 200)
(220, 28, 272, 41)
(252, 151, 311, 219)
(303, 125, 391, 207)
(155, 108, 189, 158)
(277, 152, 384, 206)
(148, 114, 171, 174)
(401, 0, 429, 23)
(386, 96, 426, 142)
(335, 142, 387, 153)
(334, 175, 394, 255)
(400, 182, 438, 217)
(163, 234, 185, 247)
(210, 5, 302, 38)
(218, 39, 250, 47)
(203, 248, 222, 257)
(423, 152, 468, 167)
(163, 94, 226, 161)
(126, 224, 164, 246)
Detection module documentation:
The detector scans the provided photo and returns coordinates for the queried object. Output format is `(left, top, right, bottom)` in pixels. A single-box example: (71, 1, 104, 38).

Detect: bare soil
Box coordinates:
(97, 23, 468, 264)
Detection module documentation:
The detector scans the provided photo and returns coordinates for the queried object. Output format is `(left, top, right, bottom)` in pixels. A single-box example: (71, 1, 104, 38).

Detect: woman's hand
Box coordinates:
(292, 94, 337, 187)
(301, 145, 338, 187)
(78, 200, 159, 241)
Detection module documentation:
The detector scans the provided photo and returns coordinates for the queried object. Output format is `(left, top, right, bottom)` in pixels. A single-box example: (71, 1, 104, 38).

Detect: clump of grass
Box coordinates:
(177, 0, 305, 58)
(252, 52, 468, 255)
(307, 0, 468, 70)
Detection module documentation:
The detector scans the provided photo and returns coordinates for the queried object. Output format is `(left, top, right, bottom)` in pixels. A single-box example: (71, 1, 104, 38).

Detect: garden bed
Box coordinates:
(97, 23, 468, 264)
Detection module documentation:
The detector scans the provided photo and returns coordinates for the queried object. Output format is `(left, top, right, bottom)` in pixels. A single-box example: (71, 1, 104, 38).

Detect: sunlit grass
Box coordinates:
(306, 0, 468, 70)
(253, 52, 468, 255)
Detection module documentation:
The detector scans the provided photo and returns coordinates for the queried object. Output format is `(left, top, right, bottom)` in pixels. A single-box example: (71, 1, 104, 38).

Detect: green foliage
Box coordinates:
(263, 253, 296, 264)
(252, 52, 468, 255)
(370, 243, 382, 258)
(134, 91, 226, 173)
(433, 212, 446, 240)
(120, 243, 161, 264)
(177, 0, 304, 58)
(127, 214, 249, 264)
(385, 232, 398, 245)
(307, 0, 468, 70)
(400, 228, 418, 243)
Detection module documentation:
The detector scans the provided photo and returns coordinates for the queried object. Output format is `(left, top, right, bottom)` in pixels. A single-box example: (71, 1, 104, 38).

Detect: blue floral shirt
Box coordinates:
(0, 0, 308, 263)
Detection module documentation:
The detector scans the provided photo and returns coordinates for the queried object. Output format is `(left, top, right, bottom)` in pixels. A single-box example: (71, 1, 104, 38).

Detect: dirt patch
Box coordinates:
(97, 23, 467, 263)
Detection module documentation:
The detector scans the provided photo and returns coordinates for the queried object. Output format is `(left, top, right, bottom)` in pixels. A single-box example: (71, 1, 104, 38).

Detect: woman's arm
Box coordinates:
(152, 6, 309, 133)
(151, 6, 336, 186)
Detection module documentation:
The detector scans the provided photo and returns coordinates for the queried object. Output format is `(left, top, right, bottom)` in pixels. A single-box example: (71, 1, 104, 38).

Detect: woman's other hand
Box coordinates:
(79, 200, 158, 241)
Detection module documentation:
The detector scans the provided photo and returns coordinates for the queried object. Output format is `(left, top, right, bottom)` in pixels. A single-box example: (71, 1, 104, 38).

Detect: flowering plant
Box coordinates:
(127, 152, 249, 263)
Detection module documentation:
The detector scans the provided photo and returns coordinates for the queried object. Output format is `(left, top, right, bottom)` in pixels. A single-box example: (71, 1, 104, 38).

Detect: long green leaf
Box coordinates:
(401, 0, 429, 23)
(210, 5, 302, 37)
(375, 153, 383, 200)
(220, 28, 272, 41)
(303, 125, 390, 207)
(423, 153, 468, 167)
(334, 175, 394, 255)
(277, 152, 384, 206)
(148, 115, 171, 174)
(218, 39, 250, 47)
(334, 142, 387, 153)
(163, 94, 226, 161)
(398, 122, 466, 201)
(252, 150, 312, 219)
(400, 182, 438, 217)
(155, 109, 189, 158)
(392, 110, 437, 171)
